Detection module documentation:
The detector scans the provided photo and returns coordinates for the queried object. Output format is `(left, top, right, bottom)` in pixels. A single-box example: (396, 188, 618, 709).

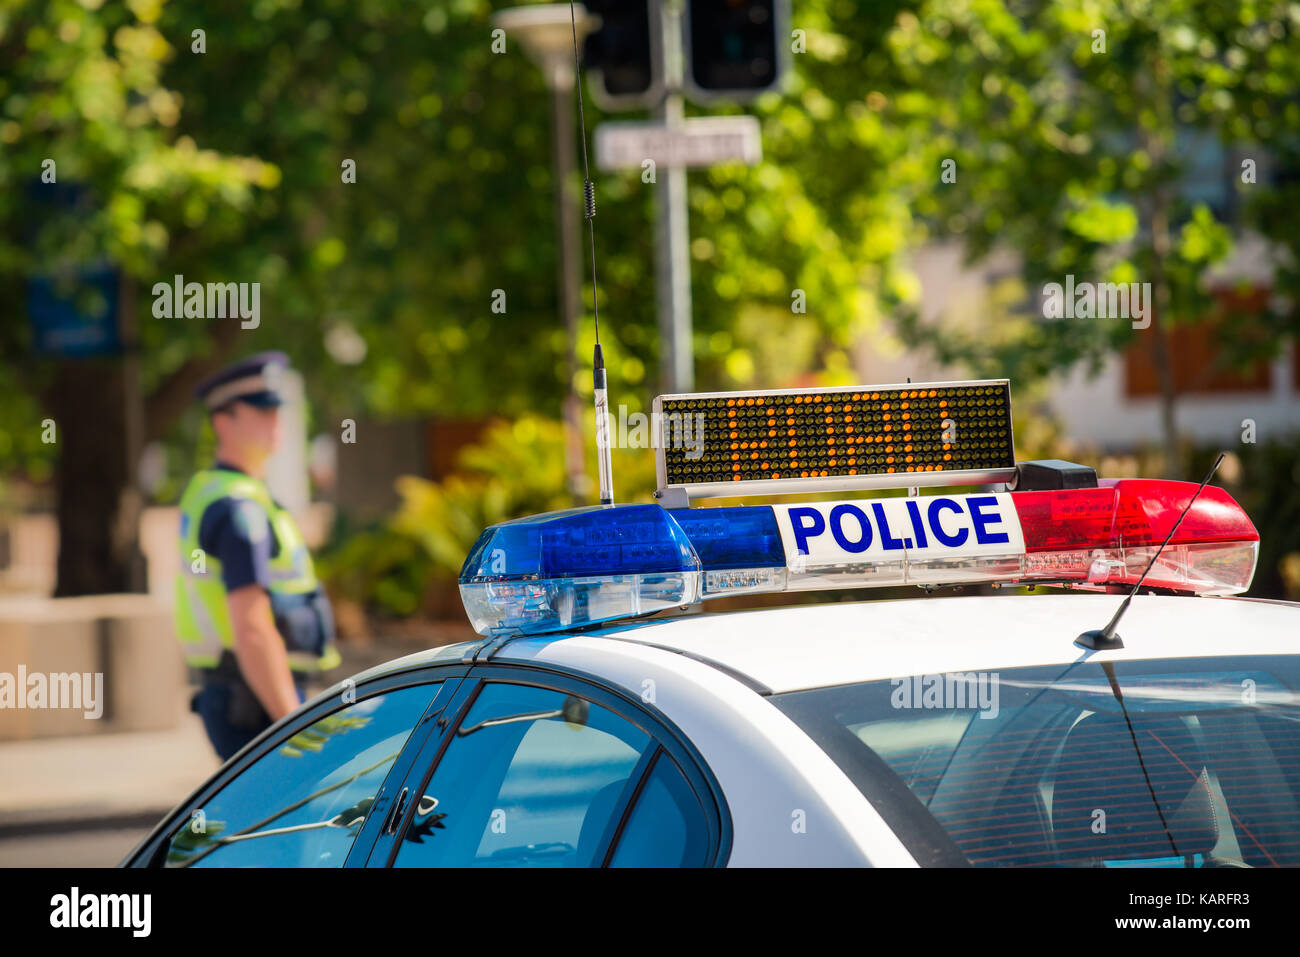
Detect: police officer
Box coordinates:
(175, 352, 340, 760)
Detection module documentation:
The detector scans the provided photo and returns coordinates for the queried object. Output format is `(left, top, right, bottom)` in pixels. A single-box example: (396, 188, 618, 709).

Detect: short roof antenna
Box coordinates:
(569, 0, 614, 505)
(1076, 452, 1226, 650)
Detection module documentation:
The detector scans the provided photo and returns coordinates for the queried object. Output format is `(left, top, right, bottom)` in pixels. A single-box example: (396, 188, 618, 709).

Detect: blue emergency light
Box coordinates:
(460, 504, 697, 636)
(458, 503, 790, 636)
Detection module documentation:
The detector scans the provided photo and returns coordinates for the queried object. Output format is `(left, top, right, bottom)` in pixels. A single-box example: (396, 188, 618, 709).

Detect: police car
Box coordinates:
(123, 381, 1300, 868)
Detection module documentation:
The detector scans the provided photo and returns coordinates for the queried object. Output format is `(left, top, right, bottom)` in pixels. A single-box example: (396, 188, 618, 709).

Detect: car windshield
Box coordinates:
(773, 655, 1300, 868)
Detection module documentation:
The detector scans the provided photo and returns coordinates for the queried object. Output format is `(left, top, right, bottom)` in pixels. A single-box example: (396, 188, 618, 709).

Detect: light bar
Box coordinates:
(458, 480, 1259, 636)
(653, 380, 1015, 502)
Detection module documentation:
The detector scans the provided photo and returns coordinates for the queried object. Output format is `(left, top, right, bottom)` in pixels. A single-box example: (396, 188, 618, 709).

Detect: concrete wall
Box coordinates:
(1045, 350, 1299, 450)
(0, 595, 185, 741)
(1, 503, 336, 603)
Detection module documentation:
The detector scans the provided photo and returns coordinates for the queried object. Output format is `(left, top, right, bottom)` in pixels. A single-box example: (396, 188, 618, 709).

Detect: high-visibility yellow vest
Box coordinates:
(174, 469, 341, 673)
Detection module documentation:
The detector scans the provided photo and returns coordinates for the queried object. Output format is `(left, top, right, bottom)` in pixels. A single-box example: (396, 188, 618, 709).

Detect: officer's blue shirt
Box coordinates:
(197, 463, 280, 592)
(193, 464, 333, 661)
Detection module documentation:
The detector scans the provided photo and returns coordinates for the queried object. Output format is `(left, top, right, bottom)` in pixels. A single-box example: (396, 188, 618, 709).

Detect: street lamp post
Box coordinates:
(492, 5, 598, 503)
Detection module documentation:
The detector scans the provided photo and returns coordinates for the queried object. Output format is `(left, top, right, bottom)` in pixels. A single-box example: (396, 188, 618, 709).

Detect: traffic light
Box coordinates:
(582, 0, 659, 106)
(685, 0, 785, 99)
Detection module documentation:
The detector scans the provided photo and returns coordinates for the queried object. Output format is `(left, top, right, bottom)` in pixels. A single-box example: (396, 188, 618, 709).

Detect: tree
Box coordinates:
(0, 1, 278, 592)
(1, 0, 929, 594)
(880, 0, 1300, 478)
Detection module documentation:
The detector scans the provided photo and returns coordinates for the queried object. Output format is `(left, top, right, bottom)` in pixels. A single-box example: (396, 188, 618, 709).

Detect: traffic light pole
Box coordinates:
(653, 0, 695, 393)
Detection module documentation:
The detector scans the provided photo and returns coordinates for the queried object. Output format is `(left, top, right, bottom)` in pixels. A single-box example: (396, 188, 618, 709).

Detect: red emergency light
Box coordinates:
(1011, 480, 1259, 595)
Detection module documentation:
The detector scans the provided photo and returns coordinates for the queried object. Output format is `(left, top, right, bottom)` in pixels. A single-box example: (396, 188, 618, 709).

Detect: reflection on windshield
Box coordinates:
(166, 686, 435, 867)
(775, 656, 1300, 868)
(392, 684, 648, 867)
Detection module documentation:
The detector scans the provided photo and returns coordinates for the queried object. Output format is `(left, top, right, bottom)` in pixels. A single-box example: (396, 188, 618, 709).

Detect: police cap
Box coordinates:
(194, 352, 290, 412)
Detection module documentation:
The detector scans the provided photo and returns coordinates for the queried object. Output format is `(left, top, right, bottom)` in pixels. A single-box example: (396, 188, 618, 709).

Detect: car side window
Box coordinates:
(393, 682, 651, 867)
(608, 751, 711, 867)
(164, 683, 438, 867)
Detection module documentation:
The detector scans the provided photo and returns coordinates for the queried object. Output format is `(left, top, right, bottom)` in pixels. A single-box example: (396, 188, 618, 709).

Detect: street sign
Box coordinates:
(595, 115, 762, 171)
(28, 264, 122, 358)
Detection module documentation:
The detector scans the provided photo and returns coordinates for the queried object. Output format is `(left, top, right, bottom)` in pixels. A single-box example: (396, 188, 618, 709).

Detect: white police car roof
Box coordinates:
(576, 593, 1300, 694)
(358, 593, 1300, 696)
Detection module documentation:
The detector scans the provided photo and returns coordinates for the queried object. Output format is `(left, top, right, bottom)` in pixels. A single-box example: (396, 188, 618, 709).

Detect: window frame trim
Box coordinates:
(381, 662, 732, 868)
(122, 664, 468, 868)
(371, 675, 486, 867)
(343, 671, 471, 868)
(593, 745, 661, 867)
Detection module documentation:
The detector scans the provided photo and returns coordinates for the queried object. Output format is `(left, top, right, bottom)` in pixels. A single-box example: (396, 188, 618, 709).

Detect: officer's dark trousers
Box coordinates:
(194, 668, 308, 761)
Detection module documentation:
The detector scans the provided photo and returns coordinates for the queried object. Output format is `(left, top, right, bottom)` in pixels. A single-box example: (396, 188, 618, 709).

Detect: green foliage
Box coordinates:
(3, 0, 1294, 442)
(0, 0, 927, 488)
(1201, 440, 1300, 601)
(883, 0, 1300, 386)
(280, 710, 371, 757)
(166, 817, 226, 862)
(388, 418, 576, 581)
(313, 521, 435, 619)
(317, 414, 660, 616)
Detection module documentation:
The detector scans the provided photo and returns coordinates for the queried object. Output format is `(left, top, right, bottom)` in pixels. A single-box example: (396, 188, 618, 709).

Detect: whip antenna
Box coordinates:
(1076, 452, 1226, 650)
(569, 0, 614, 505)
